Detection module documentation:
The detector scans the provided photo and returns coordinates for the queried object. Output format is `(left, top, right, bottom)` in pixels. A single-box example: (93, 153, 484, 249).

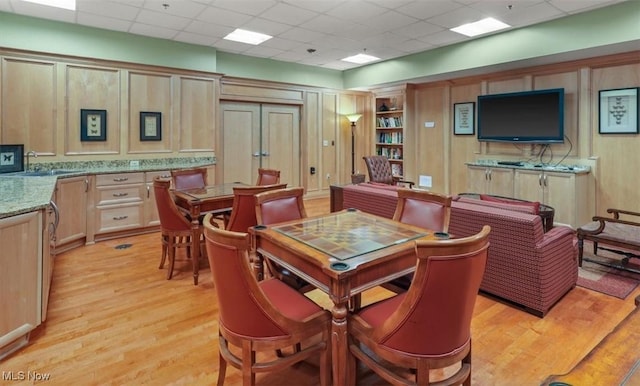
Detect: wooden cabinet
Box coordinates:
(514, 169, 589, 228)
(466, 166, 514, 197)
(144, 170, 171, 227)
(55, 175, 90, 251)
(94, 172, 145, 236)
(0, 211, 42, 360)
(375, 94, 406, 176)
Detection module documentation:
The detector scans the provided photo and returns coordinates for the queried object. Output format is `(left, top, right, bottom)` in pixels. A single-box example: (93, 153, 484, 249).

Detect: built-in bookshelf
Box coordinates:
(375, 93, 405, 176)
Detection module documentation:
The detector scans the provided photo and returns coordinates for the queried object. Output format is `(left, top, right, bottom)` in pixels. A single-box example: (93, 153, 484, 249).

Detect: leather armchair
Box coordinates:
(348, 226, 491, 385)
(363, 155, 414, 188)
(203, 215, 331, 386)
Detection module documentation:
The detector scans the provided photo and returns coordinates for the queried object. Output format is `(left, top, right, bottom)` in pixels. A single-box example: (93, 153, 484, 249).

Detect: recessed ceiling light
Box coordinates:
(223, 29, 272, 45)
(22, 0, 76, 10)
(450, 17, 510, 37)
(341, 53, 380, 64)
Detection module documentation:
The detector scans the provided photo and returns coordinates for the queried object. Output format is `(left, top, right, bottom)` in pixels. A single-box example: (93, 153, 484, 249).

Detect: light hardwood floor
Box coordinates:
(2, 197, 639, 385)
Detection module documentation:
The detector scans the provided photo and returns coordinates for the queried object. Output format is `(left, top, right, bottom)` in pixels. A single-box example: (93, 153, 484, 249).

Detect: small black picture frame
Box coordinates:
(453, 102, 475, 135)
(0, 144, 24, 174)
(140, 112, 162, 141)
(81, 109, 107, 141)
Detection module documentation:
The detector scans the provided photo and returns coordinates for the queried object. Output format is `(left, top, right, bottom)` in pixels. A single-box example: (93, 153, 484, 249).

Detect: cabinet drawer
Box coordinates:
(95, 184, 144, 205)
(96, 172, 144, 186)
(95, 203, 144, 234)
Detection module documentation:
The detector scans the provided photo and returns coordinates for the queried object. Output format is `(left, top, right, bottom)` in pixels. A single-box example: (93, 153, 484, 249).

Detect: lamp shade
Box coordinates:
(346, 114, 362, 123)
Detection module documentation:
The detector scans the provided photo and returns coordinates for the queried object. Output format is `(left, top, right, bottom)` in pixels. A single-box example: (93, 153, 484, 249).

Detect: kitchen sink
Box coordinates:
(11, 169, 83, 177)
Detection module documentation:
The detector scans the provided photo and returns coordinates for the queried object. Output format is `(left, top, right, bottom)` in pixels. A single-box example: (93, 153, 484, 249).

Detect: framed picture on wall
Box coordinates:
(140, 112, 162, 141)
(598, 87, 639, 134)
(80, 109, 107, 141)
(0, 144, 24, 173)
(453, 102, 475, 135)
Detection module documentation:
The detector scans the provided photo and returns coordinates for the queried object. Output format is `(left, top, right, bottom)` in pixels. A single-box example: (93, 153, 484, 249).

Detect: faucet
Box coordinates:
(25, 150, 37, 171)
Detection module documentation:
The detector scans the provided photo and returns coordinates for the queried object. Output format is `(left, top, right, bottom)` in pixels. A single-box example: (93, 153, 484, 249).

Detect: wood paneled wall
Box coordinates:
(407, 51, 640, 215)
(1, 47, 638, 212)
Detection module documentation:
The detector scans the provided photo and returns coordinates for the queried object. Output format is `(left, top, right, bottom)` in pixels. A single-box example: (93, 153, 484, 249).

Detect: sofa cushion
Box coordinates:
(343, 184, 398, 219)
(479, 194, 541, 214)
(456, 196, 539, 215)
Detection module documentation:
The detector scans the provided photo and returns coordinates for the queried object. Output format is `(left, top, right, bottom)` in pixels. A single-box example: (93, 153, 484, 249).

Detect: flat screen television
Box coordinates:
(477, 88, 565, 143)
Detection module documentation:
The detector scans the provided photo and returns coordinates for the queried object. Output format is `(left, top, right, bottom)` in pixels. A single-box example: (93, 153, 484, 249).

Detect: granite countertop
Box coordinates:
(466, 160, 591, 174)
(0, 157, 215, 219)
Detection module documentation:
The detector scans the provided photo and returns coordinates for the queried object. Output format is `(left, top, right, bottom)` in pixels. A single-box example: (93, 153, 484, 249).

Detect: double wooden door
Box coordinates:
(221, 102, 300, 186)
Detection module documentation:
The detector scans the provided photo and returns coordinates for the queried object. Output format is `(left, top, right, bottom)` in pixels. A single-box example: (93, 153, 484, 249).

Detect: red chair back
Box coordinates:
(153, 178, 191, 232)
(226, 184, 287, 232)
(256, 168, 281, 186)
(393, 188, 452, 232)
(255, 187, 306, 225)
(171, 168, 207, 190)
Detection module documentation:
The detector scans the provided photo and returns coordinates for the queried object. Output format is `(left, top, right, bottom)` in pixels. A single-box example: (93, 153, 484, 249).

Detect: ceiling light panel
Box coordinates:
(224, 28, 273, 45)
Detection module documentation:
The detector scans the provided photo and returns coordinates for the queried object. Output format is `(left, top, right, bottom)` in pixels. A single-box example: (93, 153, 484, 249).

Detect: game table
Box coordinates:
(172, 182, 247, 284)
(251, 209, 437, 385)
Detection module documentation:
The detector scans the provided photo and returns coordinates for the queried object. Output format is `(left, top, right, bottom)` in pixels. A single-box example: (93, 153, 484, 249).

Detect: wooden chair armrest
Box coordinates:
(591, 216, 640, 228)
(607, 208, 640, 219)
(393, 176, 415, 188)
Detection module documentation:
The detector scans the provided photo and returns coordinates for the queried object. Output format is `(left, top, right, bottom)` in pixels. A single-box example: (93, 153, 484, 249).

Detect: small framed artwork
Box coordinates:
(598, 87, 639, 134)
(0, 144, 24, 173)
(81, 109, 107, 141)
(453, 102, 475, 135)
(140, 112, 162, 141)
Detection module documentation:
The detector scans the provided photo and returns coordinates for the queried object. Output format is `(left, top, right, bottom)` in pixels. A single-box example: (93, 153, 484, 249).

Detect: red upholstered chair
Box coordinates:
(153, 177, 203, 281)
(171, 167, 207, 190)
(254, 187, 311, 291)
(254, 187, 306, 225)
(393, 188, 452, 232)
(203, 215, 331, 386)
(363, 155, 414, 188)
(256, 168, 281, 186)
(384, 188, 453, 292)
(225, 184, 287, 232)
(348, 225, 491, 386)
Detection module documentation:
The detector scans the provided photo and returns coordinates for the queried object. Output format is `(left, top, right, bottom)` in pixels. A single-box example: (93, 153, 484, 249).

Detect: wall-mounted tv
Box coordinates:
(477, 88, 565, 143)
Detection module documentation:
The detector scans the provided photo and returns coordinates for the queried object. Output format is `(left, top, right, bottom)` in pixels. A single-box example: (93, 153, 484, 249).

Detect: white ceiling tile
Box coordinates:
(1, 0, 627, 70)
(129, 22, 178, 40)
(259, 2, 318, 25)
(184, 20, 234, 37)
(395, 1, 466, 19)
(196, 6, 253, 27)
(76, 13, 132, 33)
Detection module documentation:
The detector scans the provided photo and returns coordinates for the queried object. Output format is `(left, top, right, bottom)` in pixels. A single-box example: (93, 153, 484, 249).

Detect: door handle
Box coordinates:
(261, 151, 269, 157)
(253, 152, 260, 157)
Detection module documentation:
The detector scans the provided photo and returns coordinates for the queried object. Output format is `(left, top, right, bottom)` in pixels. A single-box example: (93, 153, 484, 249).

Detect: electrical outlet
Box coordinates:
(129, 160, 140, 168)
(419, 175, 432, 188)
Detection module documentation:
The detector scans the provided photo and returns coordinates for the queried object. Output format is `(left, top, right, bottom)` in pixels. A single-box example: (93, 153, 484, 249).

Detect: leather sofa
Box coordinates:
(331, 183, 578, 317)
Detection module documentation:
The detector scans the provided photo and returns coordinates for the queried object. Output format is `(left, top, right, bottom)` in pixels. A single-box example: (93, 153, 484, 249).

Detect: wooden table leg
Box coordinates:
(190, 205, 201, 285)
(331, 301, 348, 386)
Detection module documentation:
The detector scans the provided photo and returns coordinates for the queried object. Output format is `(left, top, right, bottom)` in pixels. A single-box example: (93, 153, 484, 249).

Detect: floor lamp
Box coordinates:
(346, 114, 362, 176)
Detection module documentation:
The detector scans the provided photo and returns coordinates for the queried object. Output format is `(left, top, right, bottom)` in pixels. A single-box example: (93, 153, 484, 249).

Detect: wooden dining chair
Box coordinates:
(225, 184, 287, 232)
(153, 177, 203, 282)
(256, 168, 281, 186)
(203, 214, 331, 386)
(254, 187, 311, 291)
(347, 225, 491, 386)
(171, 167, 208, 190)
(384, 188, 453, 292)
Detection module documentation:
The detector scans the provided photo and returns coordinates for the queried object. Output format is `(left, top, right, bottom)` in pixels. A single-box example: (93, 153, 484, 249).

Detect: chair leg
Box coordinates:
(216, 351, 227, 386)
(242, 341, 256, 386)
(167, 238, 176, 280)
(159, 235, 168, 269)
